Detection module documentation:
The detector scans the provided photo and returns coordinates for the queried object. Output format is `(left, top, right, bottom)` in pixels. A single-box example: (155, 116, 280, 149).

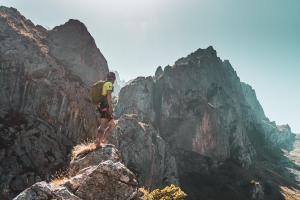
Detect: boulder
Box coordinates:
(69, 144, 121, 176)
(13, 181, 81, 200)
(74, 160, 138, 200)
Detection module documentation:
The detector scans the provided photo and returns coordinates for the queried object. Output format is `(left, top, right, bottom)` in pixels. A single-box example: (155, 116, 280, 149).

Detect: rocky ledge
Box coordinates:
(14, 144, 140, 200)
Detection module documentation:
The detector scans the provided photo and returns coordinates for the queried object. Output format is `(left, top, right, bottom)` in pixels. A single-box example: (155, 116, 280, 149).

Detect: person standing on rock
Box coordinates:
(92, 72, 116, 147)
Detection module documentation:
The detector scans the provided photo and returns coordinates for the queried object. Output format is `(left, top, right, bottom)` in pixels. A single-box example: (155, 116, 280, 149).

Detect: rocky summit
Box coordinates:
(0, 6, 299, 200)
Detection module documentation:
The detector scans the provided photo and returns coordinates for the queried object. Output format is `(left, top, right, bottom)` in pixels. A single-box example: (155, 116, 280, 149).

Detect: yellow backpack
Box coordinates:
(90, 80, 106, 105)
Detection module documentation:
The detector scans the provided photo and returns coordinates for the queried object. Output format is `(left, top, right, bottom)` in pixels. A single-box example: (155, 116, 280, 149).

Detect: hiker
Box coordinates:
(92, 72, 116, 147)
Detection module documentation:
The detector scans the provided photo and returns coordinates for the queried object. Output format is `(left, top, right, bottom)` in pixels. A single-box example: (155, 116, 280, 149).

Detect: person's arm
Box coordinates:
(107, 90, 113, 115)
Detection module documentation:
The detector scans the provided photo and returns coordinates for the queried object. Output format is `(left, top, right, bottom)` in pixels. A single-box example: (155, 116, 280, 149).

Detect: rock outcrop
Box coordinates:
(46, 19, 108, 86)
(116, 77, 156, 123)
(109, 114, 179, 188)
(13, 181, 81, 200)
(14, 145, 139, 200)
(0, 6, 108, 198)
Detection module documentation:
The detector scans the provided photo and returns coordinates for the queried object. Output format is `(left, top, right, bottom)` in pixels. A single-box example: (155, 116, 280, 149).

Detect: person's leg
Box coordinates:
(96, 118, 109, 146)
(101, 119, 116, 144)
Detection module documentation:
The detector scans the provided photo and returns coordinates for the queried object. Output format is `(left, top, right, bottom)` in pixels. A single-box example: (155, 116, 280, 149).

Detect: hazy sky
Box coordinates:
(1, 0, 299, 133)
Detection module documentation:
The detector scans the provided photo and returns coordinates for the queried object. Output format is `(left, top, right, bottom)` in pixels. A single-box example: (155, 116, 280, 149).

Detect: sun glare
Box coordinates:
(79, 0, 163, 18)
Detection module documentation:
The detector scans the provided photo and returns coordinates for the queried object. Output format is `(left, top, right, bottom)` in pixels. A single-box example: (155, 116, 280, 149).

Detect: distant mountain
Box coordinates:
(115, 46, 298, 199)
(112, 70, 126, 96)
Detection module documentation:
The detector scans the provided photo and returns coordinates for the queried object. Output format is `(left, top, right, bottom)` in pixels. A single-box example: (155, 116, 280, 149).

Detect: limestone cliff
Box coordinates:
(117, 47, 256, 166)
(116, 46, 298, 199)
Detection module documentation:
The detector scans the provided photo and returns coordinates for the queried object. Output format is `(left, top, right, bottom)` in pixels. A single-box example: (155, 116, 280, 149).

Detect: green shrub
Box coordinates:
(139, 184, 187, 200)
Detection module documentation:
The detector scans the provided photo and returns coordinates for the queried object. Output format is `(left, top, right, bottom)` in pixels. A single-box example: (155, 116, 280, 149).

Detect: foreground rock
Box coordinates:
(72, 161, 138, 200)
(13, 181, 80, 200)
(69, 144, 121, 176)
(14, 145, 139, 200)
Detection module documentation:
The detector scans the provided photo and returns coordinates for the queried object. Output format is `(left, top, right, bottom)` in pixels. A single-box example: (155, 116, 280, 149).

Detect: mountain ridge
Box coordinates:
(0, 6, 298, 200)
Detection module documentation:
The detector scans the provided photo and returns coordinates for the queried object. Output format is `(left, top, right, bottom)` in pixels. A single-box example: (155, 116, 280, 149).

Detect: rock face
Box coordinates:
(116, 47, 255, 166)
(0, 6, 108, 198)
(73, 160, 138, 200)
(116, 46, 297, 199)
(109, 114, 179, 188)
(14, 145, 139, 200)
(13, 181, 81, 200)
(46, 19, 108, 86)
(117, 47, 296, 164)
(116, 77, 156, 123)
(241, 82, 295, 150)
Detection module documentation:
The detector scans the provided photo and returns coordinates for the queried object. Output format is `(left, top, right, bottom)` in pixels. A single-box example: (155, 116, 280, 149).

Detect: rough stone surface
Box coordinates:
(69, 144, 121, 176)
(46, 19, 108, 86)
(14, 146, 139, 200)
(116, 76, 156, 123)
(117, 47, 296, 165)
(109, 114, 179, 189)
(74, 160, 138, 200)
(0, 6, 108, 198)
(241, 82, 295, 150)
(13, 181, 81, 200)
(117, 46, 256, 166)
(115, 46, 297, 199)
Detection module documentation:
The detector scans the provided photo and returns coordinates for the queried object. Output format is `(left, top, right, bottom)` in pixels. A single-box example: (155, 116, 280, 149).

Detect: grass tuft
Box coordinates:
(50, 176, 69, 187)
(49, 169, 70, 187)
(71, 141, 99, 161)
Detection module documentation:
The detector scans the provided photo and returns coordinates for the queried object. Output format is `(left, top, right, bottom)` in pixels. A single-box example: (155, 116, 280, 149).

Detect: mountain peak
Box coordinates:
(0, 6, 21, 16)
(51, 19, 92, 38)
(192, 45, 217, 58)
(174, 46, 218, 66)
(47, 18, 108, 84)
(52, 19, 88, 33)
(0, 6, 30, 25)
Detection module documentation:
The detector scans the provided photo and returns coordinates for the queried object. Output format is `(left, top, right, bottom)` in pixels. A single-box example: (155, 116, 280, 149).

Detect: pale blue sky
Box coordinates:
(1, 0, 299, 133)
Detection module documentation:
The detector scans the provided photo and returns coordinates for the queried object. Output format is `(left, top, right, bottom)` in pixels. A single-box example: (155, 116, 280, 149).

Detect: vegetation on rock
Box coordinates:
(71, 141, 98, 160)
(139, 184, 187, 200)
